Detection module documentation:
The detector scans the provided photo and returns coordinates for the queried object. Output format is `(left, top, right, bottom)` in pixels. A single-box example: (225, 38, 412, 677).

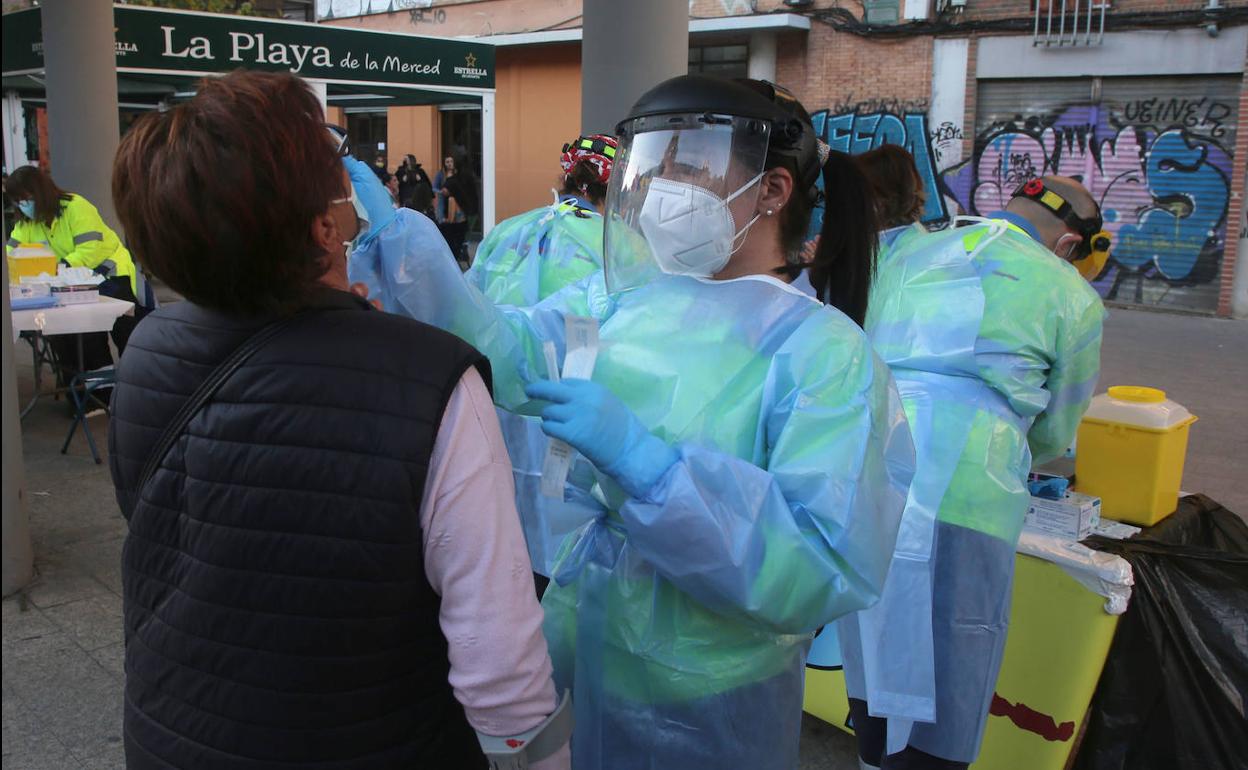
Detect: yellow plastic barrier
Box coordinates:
(804, 553, 1121, 769)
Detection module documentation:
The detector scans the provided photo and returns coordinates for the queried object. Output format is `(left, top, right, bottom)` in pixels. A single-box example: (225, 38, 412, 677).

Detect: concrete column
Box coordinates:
(2, 232, 34, 598)
(929, 38, 970, 171)
(306, 79, 329, 117)
(747, 31, 777, 83)
(41, 0, 120, 228)
(481, 91, 497, 233)
(581, 0, 687, 135)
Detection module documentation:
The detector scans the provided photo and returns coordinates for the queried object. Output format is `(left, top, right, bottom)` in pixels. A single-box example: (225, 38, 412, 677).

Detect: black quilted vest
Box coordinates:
(109, 289, 489, 769)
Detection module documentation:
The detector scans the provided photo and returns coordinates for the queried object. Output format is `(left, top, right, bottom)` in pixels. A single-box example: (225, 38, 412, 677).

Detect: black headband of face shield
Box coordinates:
(733, 79, 822, 196)
(1010, 179, 1107, 259)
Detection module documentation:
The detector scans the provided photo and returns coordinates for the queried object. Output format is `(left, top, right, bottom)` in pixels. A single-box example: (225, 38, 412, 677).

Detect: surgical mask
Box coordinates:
(17, 200, 35, 219)
(332, 185, 369, 254)
(638, 172, 763, 277)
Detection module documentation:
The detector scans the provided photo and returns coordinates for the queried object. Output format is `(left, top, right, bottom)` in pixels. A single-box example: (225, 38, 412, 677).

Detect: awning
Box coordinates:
(1, 3, 500, 229)
(3, 5, 495, 91)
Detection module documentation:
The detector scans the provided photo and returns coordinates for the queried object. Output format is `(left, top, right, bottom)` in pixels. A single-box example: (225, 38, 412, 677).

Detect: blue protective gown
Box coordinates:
(351, 210, 915, 770)
(466, 198, 606, 575)
(838, 219, 1104, 763)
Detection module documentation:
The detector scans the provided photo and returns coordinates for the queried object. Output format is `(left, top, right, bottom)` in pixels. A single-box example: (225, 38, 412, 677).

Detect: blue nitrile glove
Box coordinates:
(1027, 476, 1069, 500)
(344, 156, 396, 246)
(525, 378, 680, 500)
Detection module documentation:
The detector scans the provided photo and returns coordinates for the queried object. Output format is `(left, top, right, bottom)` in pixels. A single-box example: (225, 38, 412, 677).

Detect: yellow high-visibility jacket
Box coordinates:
(6, 194, 136, 294)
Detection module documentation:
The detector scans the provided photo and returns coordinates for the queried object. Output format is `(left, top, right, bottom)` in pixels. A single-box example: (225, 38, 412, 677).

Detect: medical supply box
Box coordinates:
(1025, 491, 1102, 540)
(51, 284, 100, 306)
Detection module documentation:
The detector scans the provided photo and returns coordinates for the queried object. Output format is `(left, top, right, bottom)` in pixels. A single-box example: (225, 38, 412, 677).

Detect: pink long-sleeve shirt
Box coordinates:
(418, 365, 570, 770)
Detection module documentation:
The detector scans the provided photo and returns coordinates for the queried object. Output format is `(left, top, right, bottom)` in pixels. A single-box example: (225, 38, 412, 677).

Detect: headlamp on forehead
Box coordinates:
(1011, 178, 1112, 279)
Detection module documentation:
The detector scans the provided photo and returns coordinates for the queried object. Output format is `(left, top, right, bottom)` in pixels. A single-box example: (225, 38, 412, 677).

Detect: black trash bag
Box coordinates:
(1075, 495, 1248, 770)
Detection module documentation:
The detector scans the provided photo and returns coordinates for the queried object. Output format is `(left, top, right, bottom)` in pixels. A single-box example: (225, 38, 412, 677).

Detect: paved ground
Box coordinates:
(3, 305, 1243, 769)
(1095, 305, 1248, 515)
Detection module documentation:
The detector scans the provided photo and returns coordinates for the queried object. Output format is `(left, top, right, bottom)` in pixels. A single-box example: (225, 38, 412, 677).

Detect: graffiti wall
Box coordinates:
(942, 78, 1240, 312)
(806, 108, 950, 235)
(808, 76, 1240, 312)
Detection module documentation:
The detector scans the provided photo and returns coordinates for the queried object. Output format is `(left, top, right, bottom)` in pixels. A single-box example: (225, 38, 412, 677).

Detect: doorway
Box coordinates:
(439, 105, 483, 243)
(345, 110, 389, 172)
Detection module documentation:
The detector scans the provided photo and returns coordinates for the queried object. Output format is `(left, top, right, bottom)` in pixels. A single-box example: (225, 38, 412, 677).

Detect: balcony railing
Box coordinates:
(1033, 0, 1108, 46)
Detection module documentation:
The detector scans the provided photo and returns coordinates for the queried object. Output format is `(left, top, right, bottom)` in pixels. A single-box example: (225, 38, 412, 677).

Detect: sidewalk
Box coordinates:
(2, 386, 127, 769)
(4, 305, 1244, 769)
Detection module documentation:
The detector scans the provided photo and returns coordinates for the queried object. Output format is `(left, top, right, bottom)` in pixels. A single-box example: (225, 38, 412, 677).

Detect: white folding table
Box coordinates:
(10, 296, 135, 418)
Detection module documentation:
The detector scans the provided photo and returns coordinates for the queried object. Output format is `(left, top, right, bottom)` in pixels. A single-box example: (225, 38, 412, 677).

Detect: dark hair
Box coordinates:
(561, 160, 607, 205)
(728, 79, 880, 326)
(7, 166, 72, 227)
(805, 151, 881, 327)
(767, 139, 880, 327)
(855, 145, 925, 228)
(113, 70, 344, 314)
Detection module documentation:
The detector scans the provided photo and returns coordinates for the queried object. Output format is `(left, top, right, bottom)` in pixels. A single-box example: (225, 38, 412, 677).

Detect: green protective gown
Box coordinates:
(465, 200, 608, 575)
(840, 218, 1105, 763)
(467, 199, 604, 307)
(350, 209, 915, 770)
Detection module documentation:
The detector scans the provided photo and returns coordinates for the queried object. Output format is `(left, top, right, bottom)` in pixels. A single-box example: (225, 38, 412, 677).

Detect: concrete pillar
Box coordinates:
(307, 79, 329, 117)
(481, 91, 497, 232)
(581, 0, 687, 135)
(747, 32, 777, 83)
(41, 0, 121, 228)
(1233, 219, 1248, 318)
(2, 232, 34, 598)
(929, 38, 970, 171)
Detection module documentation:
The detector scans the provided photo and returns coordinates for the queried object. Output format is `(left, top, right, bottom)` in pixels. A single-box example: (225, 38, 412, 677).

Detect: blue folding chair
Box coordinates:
(61, 367, 116, 464)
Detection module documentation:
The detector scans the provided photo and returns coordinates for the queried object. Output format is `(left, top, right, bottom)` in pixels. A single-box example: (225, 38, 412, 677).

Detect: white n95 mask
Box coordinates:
(638, 173, 763, 277)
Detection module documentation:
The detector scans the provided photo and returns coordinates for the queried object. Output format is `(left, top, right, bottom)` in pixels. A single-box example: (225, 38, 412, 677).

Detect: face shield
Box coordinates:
(604, 113, 771, 294)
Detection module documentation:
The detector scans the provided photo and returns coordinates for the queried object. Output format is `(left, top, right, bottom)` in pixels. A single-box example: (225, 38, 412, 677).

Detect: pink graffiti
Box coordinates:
(970, 123, 1152, 241)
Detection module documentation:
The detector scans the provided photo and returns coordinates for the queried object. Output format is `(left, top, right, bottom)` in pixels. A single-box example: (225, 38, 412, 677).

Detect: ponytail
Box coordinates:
(810, 150, 880, 328)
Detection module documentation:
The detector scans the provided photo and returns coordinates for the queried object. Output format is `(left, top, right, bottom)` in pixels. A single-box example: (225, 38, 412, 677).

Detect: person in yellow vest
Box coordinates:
(6, 165, 140, 379)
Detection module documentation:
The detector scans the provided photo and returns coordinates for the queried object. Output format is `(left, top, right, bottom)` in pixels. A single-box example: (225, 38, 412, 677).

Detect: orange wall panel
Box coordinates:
(387, 105, 440, 173)
(493, 44, 583, 221)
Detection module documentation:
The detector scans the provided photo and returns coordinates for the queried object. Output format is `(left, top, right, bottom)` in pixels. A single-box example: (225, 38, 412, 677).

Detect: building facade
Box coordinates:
(318, 0, 1248, 317)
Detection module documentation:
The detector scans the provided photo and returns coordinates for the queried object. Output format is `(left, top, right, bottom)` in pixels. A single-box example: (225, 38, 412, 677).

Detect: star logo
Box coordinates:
(465, 52, 477, 68)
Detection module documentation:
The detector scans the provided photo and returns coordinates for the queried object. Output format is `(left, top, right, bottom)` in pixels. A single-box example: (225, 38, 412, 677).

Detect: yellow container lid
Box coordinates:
(1082, 386, 1196, 431)
(9, 243, 56, 258)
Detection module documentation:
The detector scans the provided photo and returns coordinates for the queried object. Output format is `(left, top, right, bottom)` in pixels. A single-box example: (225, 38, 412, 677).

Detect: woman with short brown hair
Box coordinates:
(109, 70, 568, 770)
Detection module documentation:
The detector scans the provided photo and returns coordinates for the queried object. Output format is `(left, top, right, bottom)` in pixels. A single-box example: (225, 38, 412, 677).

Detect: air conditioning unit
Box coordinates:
(864, 0, 901, 24)
(903, 0, 932, 19)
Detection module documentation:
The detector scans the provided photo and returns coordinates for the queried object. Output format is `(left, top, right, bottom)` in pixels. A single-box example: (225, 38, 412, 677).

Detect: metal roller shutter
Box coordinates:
(961, 76, 1241, 312)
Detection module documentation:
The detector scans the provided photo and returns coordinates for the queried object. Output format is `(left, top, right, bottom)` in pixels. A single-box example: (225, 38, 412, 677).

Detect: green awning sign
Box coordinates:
(2, 5, 495, 90)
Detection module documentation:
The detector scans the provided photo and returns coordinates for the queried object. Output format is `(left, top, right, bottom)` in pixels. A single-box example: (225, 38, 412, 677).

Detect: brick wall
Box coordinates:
(961, 35, 978, 162)
(775, 22, 934, 115)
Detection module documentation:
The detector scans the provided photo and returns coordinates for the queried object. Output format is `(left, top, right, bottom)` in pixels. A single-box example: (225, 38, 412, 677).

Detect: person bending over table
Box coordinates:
(6, 165, 140, 381)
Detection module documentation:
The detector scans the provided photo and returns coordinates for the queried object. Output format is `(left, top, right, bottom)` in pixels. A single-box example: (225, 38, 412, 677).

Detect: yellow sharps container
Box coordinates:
(7, 243, 59, 284)
(1075, 386, 1196, 526)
